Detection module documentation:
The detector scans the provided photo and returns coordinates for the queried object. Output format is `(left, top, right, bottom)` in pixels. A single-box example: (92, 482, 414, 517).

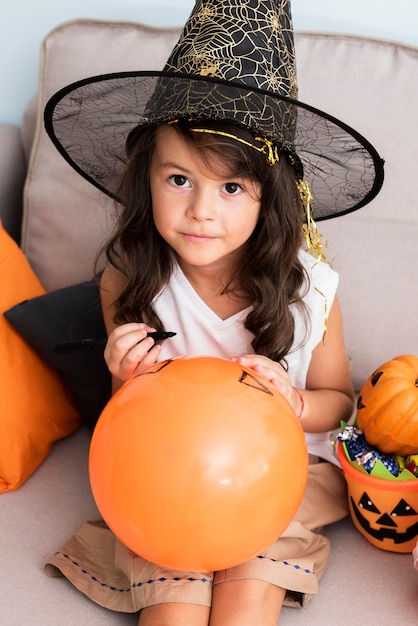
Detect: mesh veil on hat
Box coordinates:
(44, 0, 384, 221)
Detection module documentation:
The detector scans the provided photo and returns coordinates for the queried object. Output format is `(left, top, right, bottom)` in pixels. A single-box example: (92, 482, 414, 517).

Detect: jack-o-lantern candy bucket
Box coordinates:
(337, 442, 418, 553)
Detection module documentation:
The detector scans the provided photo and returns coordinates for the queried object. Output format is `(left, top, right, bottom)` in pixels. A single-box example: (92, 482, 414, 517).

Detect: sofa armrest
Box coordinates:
(0, 124, 26, 243)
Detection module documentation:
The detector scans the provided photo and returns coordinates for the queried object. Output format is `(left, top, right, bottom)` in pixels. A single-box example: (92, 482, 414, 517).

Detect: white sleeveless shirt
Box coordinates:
(153, 249, 339, 458)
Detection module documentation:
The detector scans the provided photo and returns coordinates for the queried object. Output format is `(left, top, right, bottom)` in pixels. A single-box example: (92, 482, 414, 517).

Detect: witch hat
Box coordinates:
(44, 0, 384, 220)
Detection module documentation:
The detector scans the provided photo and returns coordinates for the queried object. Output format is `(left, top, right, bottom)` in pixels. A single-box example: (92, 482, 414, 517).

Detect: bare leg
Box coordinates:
(209, 579, 286, 626)
(138, 602, 210, 626)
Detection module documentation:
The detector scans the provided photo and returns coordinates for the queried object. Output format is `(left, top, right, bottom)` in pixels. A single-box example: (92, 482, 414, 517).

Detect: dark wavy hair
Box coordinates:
(101, 120, 309, 363)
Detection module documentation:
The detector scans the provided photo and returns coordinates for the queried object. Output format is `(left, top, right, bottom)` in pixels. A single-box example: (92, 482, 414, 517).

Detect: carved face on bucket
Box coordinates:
(350, 491, 418, 550)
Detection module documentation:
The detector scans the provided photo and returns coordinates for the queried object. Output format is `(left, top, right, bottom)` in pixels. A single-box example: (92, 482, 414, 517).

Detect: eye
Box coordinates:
(358, 492, 380, 513)
(391, 498, 417, 517)
(169, 175, 190, 187)
(223, 182, 242, 195)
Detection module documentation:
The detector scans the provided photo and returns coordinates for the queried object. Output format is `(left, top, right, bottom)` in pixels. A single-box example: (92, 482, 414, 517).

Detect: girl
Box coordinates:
(44, 1, 384, 623)
(98, 119, 354, 624)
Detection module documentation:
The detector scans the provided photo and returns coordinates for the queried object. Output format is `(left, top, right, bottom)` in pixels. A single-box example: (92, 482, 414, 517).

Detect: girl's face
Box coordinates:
(150, 125, 262, 275)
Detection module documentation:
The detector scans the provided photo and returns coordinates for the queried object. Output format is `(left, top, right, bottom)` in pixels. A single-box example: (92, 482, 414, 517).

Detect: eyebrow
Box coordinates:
(158, 160, 192, 173)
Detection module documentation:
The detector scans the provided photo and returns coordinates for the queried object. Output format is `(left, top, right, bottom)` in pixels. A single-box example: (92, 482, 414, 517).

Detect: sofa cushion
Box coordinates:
(4, 278, 111, 432)
(22, 19, 182, 293)
(295, 33, 418, 389)
(0, 223, 81, 492)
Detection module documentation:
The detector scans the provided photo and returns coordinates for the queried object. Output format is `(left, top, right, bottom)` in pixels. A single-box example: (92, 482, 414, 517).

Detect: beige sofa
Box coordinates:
(1, 19, 417, 625)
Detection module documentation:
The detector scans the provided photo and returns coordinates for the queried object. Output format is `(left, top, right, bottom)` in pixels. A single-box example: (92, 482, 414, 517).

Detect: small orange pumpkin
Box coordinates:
(356, 355, 418, 456)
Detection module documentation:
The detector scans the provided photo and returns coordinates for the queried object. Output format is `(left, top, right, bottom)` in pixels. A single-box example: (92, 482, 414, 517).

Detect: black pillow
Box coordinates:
(4, 278, 111, 431)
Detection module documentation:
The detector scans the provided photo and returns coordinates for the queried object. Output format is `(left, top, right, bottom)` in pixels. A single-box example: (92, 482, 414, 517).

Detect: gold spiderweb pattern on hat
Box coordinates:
(165, 0, 297, 98)
(143, 0, 299, 156)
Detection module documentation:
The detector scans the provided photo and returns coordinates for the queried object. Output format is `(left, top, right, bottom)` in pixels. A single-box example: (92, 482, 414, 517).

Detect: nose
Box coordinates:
(186, 188, 216, 221)
(376, 513, 397, 527)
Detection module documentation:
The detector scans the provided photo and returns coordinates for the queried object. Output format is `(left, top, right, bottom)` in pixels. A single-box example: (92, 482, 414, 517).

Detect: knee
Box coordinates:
(225, 578, 284, 606)
(211, 578, 285, 619)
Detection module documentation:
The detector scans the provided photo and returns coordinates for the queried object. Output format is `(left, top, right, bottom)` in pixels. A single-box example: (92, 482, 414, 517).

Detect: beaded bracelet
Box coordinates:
(295, 389, 304, 419)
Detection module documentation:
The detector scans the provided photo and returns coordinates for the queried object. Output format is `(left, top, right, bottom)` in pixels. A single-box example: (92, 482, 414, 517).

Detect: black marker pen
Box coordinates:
(55, 331, 177, 353)
(146, 331, 177, 341)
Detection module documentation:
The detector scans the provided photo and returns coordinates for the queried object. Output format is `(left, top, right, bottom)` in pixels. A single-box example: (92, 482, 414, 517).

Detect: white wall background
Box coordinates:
(2, 0, 417, 125)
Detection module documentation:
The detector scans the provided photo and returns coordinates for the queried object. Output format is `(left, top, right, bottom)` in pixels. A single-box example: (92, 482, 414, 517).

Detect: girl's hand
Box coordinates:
(104, 322, 162, 384)
(233, 354, 303, 417)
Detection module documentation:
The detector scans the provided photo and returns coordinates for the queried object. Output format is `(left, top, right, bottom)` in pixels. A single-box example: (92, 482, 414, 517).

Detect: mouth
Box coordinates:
(182, 233, 216, 243)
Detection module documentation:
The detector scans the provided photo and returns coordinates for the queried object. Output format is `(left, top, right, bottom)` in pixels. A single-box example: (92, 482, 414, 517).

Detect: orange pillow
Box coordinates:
(0, 224, 81, 492)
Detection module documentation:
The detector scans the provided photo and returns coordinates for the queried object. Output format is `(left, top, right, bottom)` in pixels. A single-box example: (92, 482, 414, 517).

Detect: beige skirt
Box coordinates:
(45, 459, 347, 612)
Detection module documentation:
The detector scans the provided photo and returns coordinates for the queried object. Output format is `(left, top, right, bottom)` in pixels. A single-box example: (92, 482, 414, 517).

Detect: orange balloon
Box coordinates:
(89, 356, 308, 572)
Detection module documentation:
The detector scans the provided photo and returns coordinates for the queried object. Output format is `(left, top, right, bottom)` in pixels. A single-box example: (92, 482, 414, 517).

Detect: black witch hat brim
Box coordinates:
(44, 70, 384, 221)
